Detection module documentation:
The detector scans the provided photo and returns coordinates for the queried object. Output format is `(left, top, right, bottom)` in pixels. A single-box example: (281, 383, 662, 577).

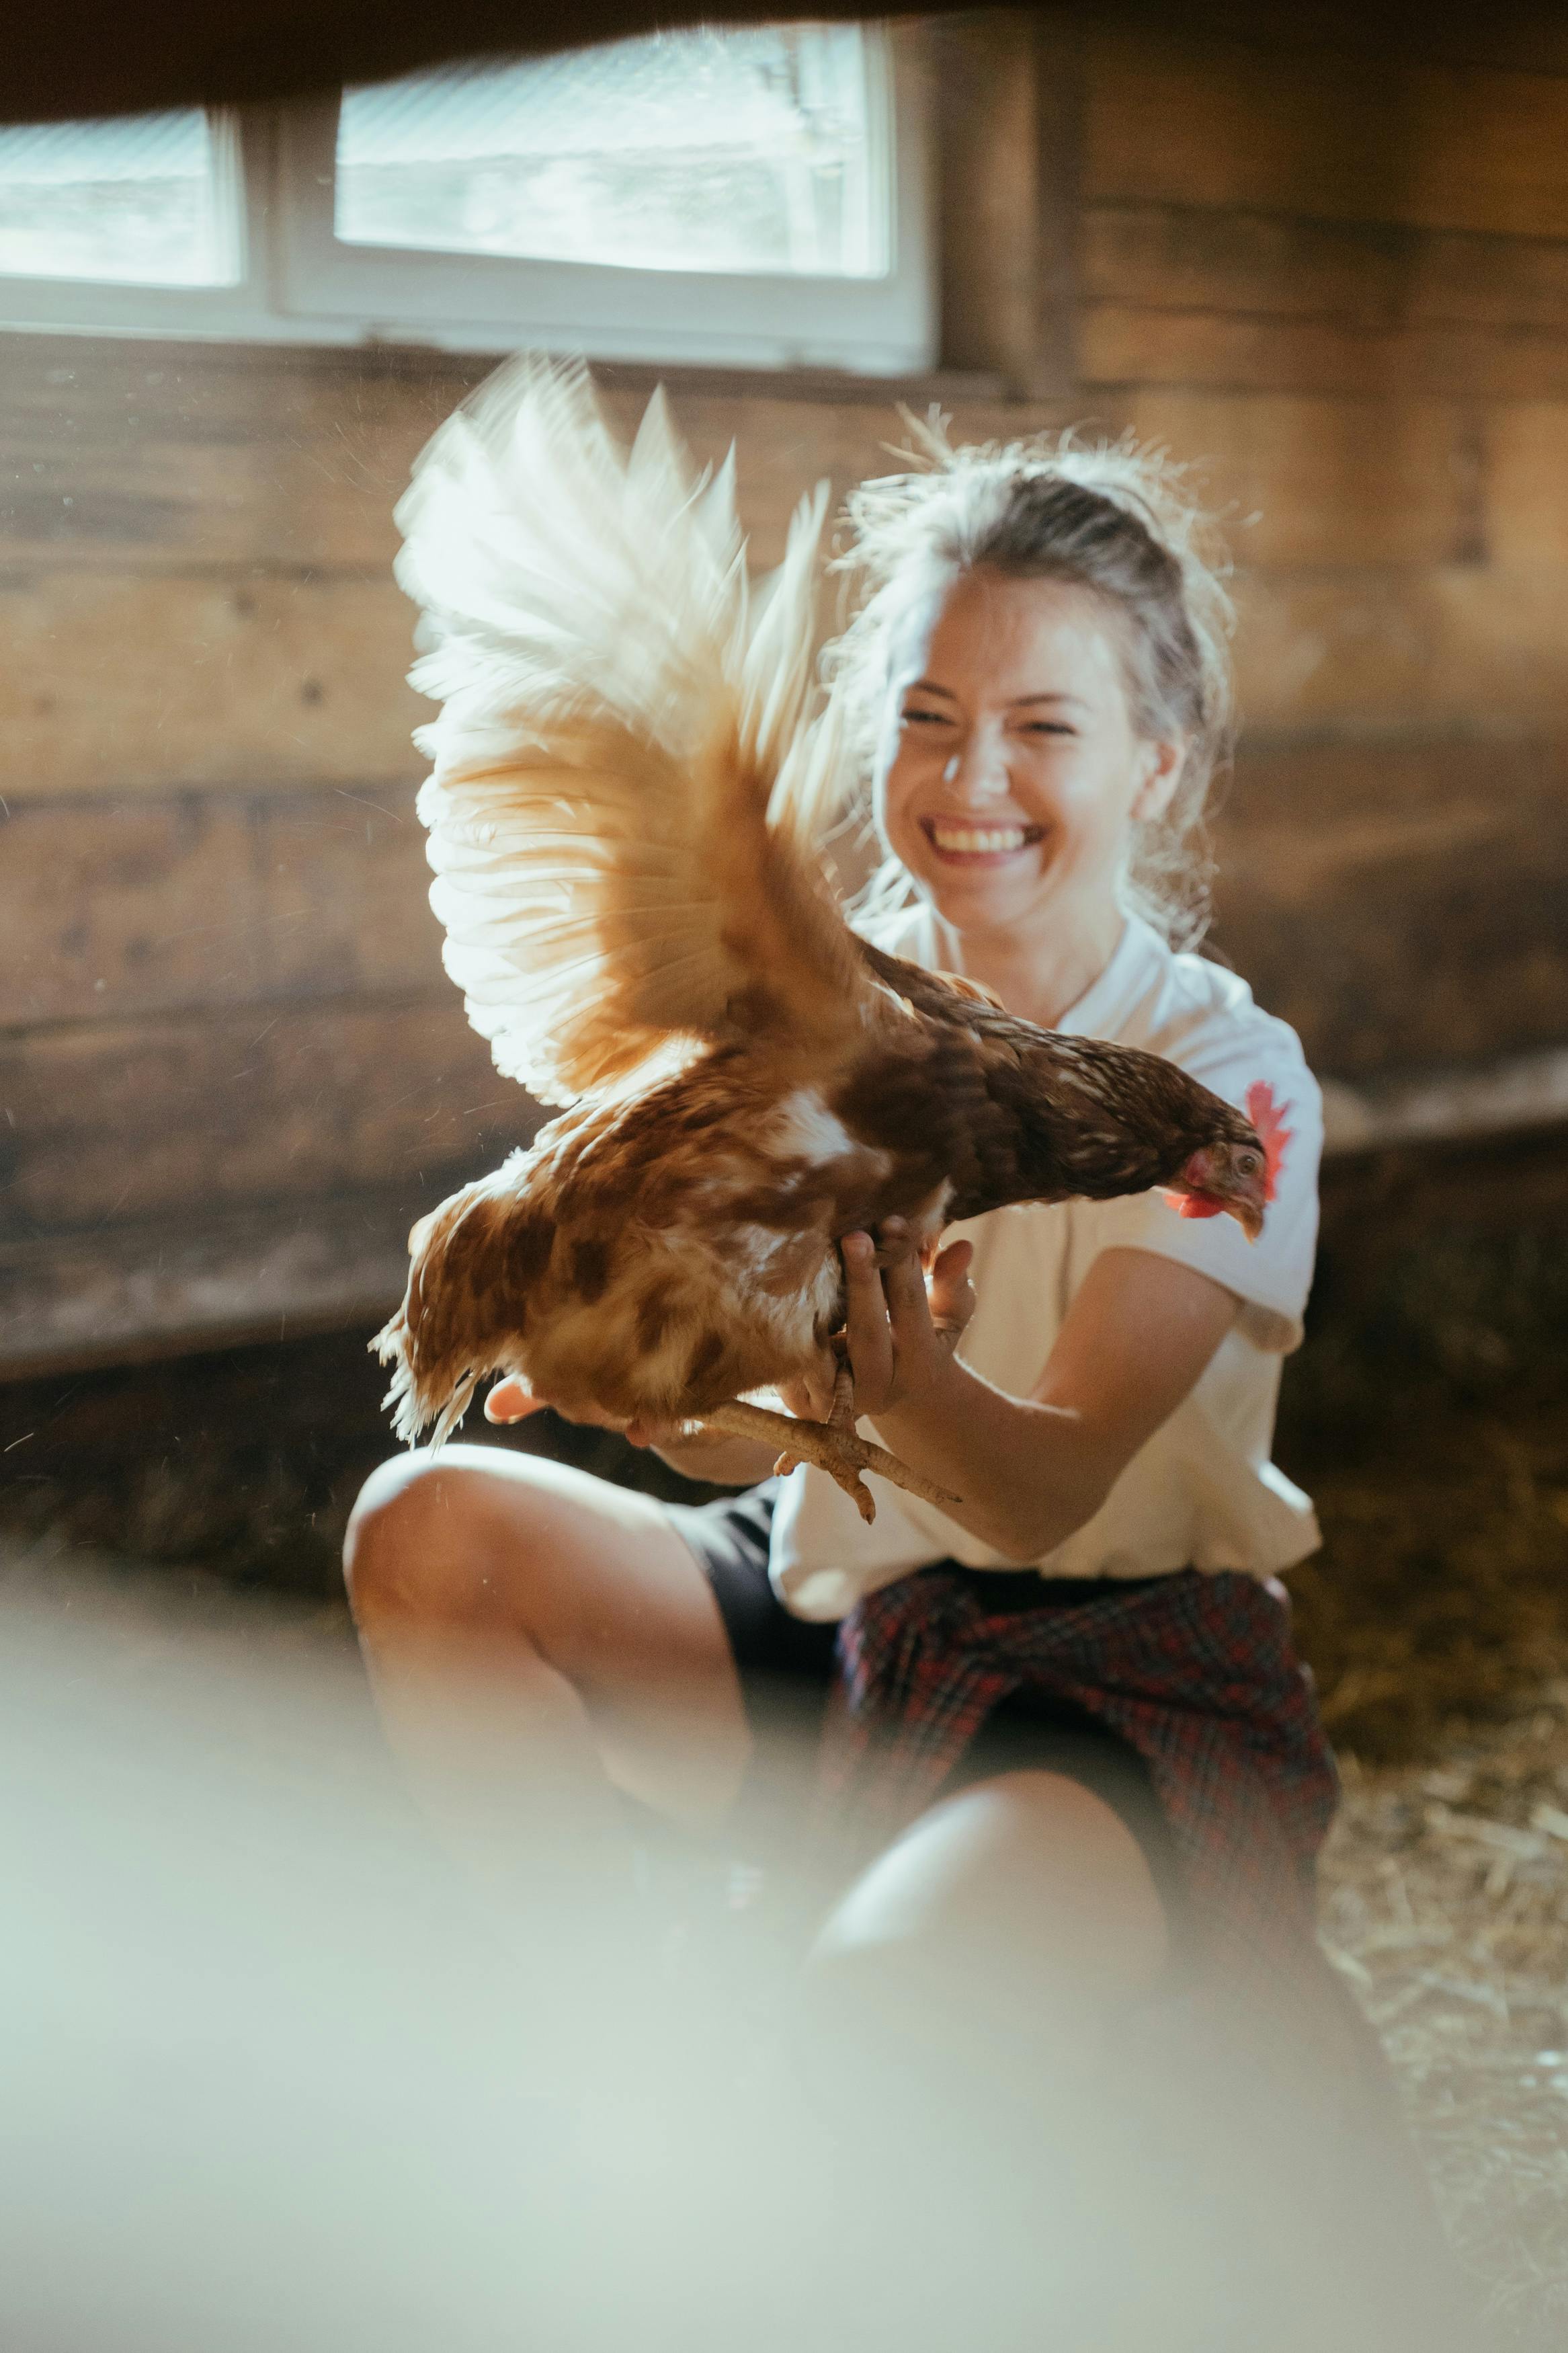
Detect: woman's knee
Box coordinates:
(809, 1773, 1170, 2020)
(343, 1450, 556, 1633)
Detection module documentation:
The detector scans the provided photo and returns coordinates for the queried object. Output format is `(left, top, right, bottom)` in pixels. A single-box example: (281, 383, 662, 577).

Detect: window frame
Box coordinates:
(0, 27, 936, 376)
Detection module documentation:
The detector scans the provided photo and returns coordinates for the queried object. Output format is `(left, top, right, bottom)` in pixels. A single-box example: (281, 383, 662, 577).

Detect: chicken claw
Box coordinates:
(772, 1351, 856, 1478)
(699, 1401, 959, 1525)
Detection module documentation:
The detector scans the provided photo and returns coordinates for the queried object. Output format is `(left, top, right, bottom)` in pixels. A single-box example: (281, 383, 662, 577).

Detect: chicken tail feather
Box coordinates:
(372, 1158, 548, 1450)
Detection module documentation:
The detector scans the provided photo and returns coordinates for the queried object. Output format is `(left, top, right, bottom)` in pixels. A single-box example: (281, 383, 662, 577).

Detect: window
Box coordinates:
(334, 33, 886, 278)
(0, 24, 934, 375)
(0, 110, 241, 287)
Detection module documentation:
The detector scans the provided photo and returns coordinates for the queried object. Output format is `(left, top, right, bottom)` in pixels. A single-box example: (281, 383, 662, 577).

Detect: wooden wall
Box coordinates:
(5, 6, 1568, 1370)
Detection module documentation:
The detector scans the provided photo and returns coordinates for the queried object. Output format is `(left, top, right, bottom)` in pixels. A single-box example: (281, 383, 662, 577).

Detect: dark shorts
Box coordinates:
(666, 1480, 1186, 1925)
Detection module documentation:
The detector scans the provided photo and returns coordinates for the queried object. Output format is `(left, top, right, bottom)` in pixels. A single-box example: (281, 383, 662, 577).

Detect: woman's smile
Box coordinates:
(919, 814, 1047, 866)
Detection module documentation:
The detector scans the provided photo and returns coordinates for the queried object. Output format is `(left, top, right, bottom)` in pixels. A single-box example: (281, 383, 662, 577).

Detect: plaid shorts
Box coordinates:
(669, 1480, 1190, 1931)
(671, 1478, 1338, 1999)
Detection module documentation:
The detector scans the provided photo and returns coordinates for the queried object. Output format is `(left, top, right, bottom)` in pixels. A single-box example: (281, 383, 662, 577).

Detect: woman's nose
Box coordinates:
(944, 727, 1009, 802)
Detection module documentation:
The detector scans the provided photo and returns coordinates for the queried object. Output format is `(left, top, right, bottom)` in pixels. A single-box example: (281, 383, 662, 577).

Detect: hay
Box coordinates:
(1280, 1222, 1568, 1763)
(1321, 1694, 1568, 2349)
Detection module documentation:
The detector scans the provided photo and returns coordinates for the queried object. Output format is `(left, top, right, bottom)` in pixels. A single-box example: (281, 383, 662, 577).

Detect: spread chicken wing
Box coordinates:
(376, 360, 1269, 1522)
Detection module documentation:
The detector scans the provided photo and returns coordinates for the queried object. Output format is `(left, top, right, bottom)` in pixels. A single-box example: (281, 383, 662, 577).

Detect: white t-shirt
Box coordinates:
(770, 907, 1323, 1622)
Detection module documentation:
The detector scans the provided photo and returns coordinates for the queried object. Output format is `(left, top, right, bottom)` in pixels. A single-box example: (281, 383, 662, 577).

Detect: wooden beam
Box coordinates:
(0, 998, 522, 1238)
(0, 1189, 423, 1376)
(1085, 23, 1568, 242)
(1210, 733, 1568, 1077)
(1323, 1046, 1568, 1156)
(934, 10, 1083, 399)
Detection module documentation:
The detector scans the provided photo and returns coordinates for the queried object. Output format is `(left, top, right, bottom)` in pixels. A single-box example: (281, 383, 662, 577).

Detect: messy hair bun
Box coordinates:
(813, 413, 1236, 951)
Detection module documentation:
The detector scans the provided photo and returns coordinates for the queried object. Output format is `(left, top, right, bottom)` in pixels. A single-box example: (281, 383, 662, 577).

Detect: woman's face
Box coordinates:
(874, 569, 1182, 943)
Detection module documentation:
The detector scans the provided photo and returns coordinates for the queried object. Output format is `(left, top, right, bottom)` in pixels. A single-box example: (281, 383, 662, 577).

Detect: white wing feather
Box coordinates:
(396, 357, 863, 1108)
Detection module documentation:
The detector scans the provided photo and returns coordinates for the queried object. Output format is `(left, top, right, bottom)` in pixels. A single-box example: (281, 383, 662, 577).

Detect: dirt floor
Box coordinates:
(3, 1208, 1568, 2340)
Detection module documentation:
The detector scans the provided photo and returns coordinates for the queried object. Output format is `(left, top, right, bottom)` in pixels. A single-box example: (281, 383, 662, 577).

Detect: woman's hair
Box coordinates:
(801, 412, 1236, 951)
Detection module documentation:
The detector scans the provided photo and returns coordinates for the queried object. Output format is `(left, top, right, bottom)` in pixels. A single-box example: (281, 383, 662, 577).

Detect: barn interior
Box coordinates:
(3, 3, 1568, 2344)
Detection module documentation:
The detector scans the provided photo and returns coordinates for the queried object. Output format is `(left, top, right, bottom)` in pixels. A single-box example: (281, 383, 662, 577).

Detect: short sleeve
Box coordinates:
(1079, 1031, 1323, 1355)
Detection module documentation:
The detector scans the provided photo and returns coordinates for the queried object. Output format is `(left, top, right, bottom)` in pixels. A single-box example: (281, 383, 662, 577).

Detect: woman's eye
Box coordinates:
(901, 706, 950, 728)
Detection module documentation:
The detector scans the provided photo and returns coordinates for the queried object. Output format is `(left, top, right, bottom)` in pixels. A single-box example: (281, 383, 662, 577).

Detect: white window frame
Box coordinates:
(0, 28, 935, 376)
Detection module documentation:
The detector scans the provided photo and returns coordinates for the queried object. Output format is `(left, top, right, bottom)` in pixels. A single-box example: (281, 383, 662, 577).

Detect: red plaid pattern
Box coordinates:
(822, 1566, 1339, 1993)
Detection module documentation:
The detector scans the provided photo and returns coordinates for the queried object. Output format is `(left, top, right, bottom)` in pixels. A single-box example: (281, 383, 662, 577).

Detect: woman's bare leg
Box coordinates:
(802, 1770, 1170, 2119)
(343, 1447, 749, 1942)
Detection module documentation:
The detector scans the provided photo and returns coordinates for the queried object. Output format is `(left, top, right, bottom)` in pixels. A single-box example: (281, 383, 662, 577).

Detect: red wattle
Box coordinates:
(1162, 1191, 1224, 1220)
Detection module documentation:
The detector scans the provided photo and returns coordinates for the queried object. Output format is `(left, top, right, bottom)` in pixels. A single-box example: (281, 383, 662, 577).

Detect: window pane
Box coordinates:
(337, 27, 889, 278)
(0, 110, 238, 287)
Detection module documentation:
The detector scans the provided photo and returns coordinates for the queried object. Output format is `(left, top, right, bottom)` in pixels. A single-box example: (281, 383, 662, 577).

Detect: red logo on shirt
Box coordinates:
(1245, 1080, 1292, 1202)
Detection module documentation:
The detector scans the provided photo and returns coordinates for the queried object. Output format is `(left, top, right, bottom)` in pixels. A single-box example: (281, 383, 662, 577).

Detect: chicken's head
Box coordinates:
(1163, 1135, 1269, 1241)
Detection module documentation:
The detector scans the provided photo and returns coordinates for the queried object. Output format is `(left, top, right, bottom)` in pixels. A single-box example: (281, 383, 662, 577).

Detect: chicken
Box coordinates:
(374, 360, 1269, 1521)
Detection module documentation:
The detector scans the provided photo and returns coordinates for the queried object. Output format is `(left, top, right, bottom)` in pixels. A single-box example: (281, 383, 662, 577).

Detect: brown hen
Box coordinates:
(375, 361, 1268, 1521)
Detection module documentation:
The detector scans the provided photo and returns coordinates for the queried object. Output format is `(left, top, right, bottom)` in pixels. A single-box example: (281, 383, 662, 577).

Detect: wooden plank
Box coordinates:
(0, 999, 528, 1238)
(5, 723, 1566, 1088)
(1108, 392, 1471, 568)
(1, 329, 1477, 588)
(0, 338, 475, 575)
(1229, 566, 1568, 731)
(8, 395, 1479, 803)
(1210, 735, 1568, 1075)
(1487, 404, 1568, 564)
(0, 333, 1018, 579)
(9, 713, 1568, 1096)
(1083, 202, 1410, 329)
(1082, 303, 1568, 404)
(0, 570, 427, 796)
(0, 1188, 423, 1375)
(1083, 200, 1568, 337)
(0, 786, 441, 1026)
(0, 385, 1082, 803)
(1085, 26, 1568, 241)
(8, 1075, 1568, 1380)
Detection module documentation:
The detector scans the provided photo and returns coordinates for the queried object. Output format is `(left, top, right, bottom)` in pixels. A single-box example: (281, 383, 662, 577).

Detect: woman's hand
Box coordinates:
(781, 1220, 977, 1423)
(483, 1376, 745, 1460)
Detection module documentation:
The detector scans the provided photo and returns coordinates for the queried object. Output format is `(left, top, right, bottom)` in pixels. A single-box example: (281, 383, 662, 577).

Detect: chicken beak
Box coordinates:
(1227, 1195, 1266, 1245)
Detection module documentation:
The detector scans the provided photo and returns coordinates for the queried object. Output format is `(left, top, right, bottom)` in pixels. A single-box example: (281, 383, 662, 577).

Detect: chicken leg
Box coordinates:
(771, 1349, 856, 1479)
(698, 1397, 959, 1526)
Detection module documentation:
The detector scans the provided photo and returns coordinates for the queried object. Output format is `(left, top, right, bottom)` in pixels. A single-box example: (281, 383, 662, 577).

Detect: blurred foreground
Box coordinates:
(0, 1540, 1479, 2353)
(3, 1209, 1567, 2343)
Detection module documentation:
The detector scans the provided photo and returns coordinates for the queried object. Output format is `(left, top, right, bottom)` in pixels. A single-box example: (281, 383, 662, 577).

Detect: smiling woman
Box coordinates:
(338, 382, 1458, 2328)
(876, 575, 1175, 1027)
(821, 420, 1235, 973)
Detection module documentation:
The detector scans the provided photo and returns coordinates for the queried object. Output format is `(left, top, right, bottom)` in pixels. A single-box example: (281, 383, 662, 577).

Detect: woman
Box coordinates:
(344, 422, 1336, 2065)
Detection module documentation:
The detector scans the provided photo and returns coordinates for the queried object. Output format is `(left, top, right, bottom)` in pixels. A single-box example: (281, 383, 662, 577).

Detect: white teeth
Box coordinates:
(928, 824, 1031, 854)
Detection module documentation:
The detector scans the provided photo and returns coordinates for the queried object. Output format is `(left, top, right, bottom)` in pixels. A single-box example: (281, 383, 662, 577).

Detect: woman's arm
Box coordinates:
(838, 1226, 1241, 1561)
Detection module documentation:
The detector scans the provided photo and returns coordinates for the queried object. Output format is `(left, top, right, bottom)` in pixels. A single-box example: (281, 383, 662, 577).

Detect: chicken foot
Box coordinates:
(772, 1352, 856, 1478)
(698, 1398, 960, 1526)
